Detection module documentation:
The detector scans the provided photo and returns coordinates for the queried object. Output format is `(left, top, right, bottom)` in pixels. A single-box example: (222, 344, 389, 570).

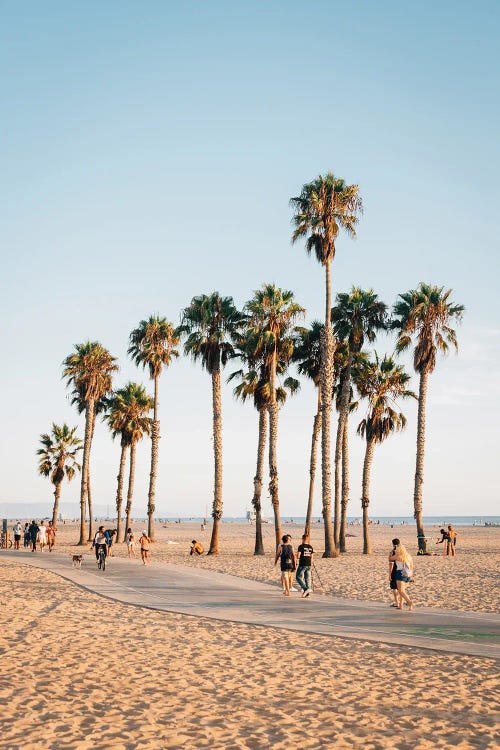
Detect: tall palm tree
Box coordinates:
(128, 317, 179, 541)
(292, 321, 323, 536)
(63, 342, 118, 545)
(105, 383, 154, 541)
(245, 284, 305, 549)
(230, 357, 299, 555)
(291, 173, 363, 557)
(122, 386, 154, 541)
(178, 293, 246, 555)
(331, 288, 387, 549)
(37, 423, 83, 526)
(392, 283, 464, 552)
(356, 354, 416, 554)
(70, 389, 107, 541)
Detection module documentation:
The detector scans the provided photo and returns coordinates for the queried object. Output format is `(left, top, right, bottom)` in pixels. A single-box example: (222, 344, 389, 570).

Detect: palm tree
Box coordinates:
(292, 321, 323, 536)
(245, 284, 305, 549)
(392, 283, 464, 552)
(128, 317, 179, 540)
(291, 173, 363, 557)
(331, 288, 387, 549)
(105, 383, 154, 541)
(37, 423, 83, 526)
(63, 342, 118, 545)
(178, 293, 246, 555)
(122, 386, 154, 541)
(70, 388, 107, 541)
(356, 354, 416, 554)
(230, 357, 299, 555)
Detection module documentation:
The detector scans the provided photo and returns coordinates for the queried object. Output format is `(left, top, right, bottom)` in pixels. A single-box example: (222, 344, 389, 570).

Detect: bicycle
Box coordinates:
(0, 534, 13, 549)
(97, 545, 107, 571)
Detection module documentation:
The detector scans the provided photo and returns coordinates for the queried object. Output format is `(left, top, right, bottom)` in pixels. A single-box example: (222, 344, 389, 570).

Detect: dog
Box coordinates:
(72, 554, 83, 568)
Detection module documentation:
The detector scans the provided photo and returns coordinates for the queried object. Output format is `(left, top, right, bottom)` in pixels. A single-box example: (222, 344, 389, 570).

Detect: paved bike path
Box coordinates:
(2, 550, 499, 659)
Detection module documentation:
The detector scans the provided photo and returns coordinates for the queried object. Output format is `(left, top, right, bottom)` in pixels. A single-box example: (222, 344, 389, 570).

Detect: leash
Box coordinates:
(312, 560, 327, 593)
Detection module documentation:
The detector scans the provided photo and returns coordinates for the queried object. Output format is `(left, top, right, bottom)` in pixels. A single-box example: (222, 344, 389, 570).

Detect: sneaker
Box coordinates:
(304, 588, 313, 597)
(290, 586, 298, 591)
(301, 589, 307, 598)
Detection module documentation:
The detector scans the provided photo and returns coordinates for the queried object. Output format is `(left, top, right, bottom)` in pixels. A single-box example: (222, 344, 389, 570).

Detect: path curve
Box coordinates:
(2, 550, 498, 659)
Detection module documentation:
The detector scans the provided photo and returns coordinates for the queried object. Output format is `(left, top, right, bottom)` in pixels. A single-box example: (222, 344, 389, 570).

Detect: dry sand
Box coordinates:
(0, 559, 498, 750)
(52, 521, 500, 613)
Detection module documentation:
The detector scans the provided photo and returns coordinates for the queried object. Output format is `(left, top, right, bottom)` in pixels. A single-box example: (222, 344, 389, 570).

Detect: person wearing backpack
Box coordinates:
(274, 534, 296, 596)
(389, 542, 414, 610)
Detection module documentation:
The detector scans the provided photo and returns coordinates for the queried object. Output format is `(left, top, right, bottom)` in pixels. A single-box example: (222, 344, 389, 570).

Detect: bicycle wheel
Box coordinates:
(101, 553, 106, 571)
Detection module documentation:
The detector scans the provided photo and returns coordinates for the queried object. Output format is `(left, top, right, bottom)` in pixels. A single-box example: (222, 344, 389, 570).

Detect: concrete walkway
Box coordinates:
(2, 550, 499, 659)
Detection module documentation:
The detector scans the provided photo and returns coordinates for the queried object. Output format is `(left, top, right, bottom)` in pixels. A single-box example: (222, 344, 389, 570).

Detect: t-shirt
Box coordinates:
(297, 543, 313, 567)
(279, 543, 295, 571)
(94, 533, 108, 546)
(13, 524, 22, 536)
(38, 526, 47, 540)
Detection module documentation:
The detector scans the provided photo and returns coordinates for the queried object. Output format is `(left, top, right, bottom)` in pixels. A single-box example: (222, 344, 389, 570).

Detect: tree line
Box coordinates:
(37, 172, 464, 556)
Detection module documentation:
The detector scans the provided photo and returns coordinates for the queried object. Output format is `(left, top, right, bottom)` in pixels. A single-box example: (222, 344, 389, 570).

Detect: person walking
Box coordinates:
(28, 520, 39, 552)
(447, 525, 458, 556)
(23, 522, 30, 548)
(46, 521, 56, 552)
(13, 521, 22, 550)
(274, 534, 296, 596)
(295, 533, 314, 598)
(125, 528, 136, 558)
(139, 531, 151, 565)
(389, 542, 414, 610)
(388, 538, 400, 607)
(38, 521, 47, 551)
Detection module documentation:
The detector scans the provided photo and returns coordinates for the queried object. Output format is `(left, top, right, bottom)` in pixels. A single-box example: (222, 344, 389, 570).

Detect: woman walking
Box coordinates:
(274, 534, 296, 596)
(389, 542, 414, 610)
(388, 538, 400, 607)
(126, 528, 136, 558)
(139, 531, 151, 565)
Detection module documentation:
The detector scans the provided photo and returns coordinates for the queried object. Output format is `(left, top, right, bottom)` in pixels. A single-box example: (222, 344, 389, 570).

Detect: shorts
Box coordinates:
(390, 579, 398, 590)
(14, 535, 21, 541)
(396, 571, 411, 583)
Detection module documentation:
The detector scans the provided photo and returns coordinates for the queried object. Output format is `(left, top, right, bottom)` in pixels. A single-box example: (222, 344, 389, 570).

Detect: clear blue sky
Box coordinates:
(1, 1, 499, 518)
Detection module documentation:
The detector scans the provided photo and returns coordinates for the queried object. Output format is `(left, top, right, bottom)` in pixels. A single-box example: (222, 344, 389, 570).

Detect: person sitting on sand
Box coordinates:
(389, 542, 414, 610)
(140, 531, 151, 565)
(388, 538, 400, 607)
(274, 534, 296, 596)
(190, 540, 204, 556)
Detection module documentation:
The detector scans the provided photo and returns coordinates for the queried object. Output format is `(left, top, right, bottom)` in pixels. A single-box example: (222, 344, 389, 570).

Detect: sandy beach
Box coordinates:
(0, 557, 498, 750)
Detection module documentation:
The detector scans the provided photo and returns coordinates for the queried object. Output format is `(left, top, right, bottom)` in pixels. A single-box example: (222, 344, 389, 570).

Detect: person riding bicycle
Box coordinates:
(92, 526, 109, 563)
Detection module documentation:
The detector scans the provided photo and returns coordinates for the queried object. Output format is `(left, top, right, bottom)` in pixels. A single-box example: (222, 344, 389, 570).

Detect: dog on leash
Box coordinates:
(72, 554, 83, 568)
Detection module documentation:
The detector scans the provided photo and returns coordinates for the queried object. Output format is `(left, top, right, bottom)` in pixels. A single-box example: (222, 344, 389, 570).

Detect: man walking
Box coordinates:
(296, 533, 314, 598)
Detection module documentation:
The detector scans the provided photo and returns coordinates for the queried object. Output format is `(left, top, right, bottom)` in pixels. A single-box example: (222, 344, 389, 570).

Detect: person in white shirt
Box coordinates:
(38, 521, 47, 551)
(13, 521, 22, 550)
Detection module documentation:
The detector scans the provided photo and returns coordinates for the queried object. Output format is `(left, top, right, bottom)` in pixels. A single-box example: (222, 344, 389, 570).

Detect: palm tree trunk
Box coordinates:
(268, 348, 282, 549)
(115, 442, 128, 541)
(321, 261, 337, 557)
(78, 399, 94, 545)
(208, 368, 223, 555)
(87, 410, 97, 542)
(147, 376, 160, 541)
(361, 437, 375, 554)
(252, 407, 267, 555)
(339, 418, 349, 552)
(52, 481, 62, 527)
(123, 441, 137, 541)
(305, 387, 321, 536)
(333, 360, 353, 549)
(414, 370, 428, 553)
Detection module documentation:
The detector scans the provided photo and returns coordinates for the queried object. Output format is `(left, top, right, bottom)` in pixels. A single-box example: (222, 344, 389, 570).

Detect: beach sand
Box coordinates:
(51, 521, 500, 613)
(0, 559, 498, 750)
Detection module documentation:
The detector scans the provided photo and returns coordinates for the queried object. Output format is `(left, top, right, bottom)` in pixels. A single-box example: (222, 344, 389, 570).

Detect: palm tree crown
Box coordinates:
(128, 316, 180, 379)
(179, 293, 246, 371)
(62, 341, 118, 403)
(392, 283, 464, 374)
(245, 284, 305, 364)
(290, 173, 363, 264)
(293, 321, 323, 387)
(356, 354, 416, 443)
(37, 423, 82, 485)
(332, 287, 387, 353)
(105, 383, 153, 445)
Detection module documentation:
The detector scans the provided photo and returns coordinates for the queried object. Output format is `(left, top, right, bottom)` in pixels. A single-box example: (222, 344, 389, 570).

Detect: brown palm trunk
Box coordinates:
(147, 376, 160, 541)
(52, 481, 62, 527)
(361, 437, 375, 554)
(333, 360, 353, 549)
(123, 441, 137, 541)
(414, 370, 428, 552)
(87, 410, 97, 542)
(115, 442, 128, 541)
(208, 367, 223, 554)
(305, 387, 321, 536)
(252, 407, 267, 555)
(268, 348, 282, 549)
(78, 399, 94, 545)
(339, 418, 349, 552)
(321, 261, 337, 557)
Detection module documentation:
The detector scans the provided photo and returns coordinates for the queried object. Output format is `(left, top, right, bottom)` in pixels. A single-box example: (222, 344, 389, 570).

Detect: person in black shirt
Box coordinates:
(388, 538, 400, 607)
(274, 534, 296, 596)
(296, 533, 314, 598)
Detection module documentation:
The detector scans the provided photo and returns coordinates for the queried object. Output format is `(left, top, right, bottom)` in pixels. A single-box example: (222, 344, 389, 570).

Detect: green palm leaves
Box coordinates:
(37, 424, 83, 526)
